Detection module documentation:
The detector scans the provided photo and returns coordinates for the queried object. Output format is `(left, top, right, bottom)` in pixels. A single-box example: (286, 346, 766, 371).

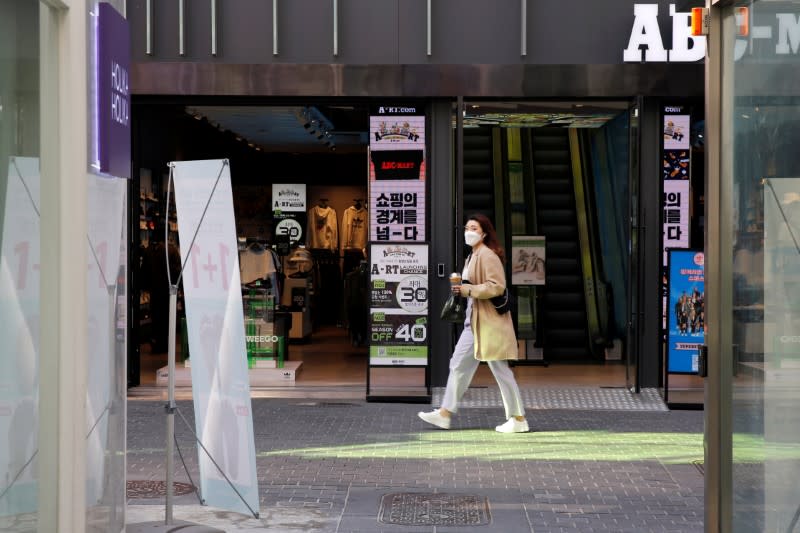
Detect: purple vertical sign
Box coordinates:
(97, 3, 131, 178)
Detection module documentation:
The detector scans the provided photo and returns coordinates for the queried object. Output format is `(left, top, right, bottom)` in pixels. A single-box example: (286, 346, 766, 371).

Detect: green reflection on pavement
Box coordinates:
(257, 430, 707, 464)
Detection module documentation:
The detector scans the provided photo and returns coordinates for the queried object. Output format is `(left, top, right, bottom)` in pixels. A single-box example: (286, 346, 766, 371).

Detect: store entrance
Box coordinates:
(458, 100, 639, 389)
(130, 100, 372, 391)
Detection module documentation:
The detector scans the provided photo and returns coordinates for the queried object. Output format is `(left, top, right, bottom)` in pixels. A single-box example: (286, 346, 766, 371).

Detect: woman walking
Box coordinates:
(418, 214, 529, 433)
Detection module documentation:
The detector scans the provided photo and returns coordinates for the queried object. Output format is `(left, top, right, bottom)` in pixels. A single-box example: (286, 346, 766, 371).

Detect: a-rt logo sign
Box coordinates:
(623, 4, 706, 63)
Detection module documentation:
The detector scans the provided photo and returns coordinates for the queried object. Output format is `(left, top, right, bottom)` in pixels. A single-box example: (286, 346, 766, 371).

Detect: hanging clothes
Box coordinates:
(239, 242, 279, 284)
(307, 205, 338, 252)
(344, 261, 369, 346)
(341, 205, 368, 253)
(310, 249, 341, 326)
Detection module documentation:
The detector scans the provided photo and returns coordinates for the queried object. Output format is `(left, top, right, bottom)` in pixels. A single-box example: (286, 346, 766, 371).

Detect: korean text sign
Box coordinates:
(369, 106, 425, 242)
(369, 244, 429, 365)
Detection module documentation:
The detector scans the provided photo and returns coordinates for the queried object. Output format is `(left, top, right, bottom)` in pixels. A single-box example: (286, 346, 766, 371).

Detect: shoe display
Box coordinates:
(417, 409, 451, 430)
(495, 418, 529, 433)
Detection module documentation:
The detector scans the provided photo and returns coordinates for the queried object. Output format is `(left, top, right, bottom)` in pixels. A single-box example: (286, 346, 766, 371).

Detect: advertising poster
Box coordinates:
(272, 183, 306, 245)
(369, 106, 426, 242)
(663, 149, 691, 180)
(662, 107, 692, 332)
(663, 180, 691, 258)
(172, 159, 259, 516)
(511, 236, 546, 285)
(663, 114, 690, 150)
(369, 243, 429, 365)
(666, 250, 705, 374)
(0, 157, 40, 516)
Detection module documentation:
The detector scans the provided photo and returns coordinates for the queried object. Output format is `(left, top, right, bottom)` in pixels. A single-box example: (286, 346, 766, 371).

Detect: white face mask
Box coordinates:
(464, 230, 483, 247)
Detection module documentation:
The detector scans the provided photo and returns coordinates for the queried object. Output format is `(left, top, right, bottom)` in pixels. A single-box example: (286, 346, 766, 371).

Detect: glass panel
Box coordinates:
(588, 111, 630, 358)
(86, 176, 127, 530)
(0, 1, 40, 529)
(85, 2, 129, 528)
(725, 1, 800, 531)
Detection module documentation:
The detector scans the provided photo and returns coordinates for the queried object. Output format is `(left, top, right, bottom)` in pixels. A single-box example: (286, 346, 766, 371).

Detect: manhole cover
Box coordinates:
(126, 480, 196, 499)
(378, 493, 490, 526)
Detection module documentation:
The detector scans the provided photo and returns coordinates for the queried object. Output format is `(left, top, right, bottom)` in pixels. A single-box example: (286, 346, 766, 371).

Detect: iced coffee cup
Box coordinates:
(449, 272, 461, 285)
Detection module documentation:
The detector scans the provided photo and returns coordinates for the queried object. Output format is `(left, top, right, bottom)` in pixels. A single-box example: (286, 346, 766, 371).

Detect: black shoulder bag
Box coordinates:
(490, 288, 513, 314)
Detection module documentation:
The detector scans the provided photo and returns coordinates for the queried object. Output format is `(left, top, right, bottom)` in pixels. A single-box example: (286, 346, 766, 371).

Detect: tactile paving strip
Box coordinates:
(378, 492, 490, 526)
(432, 387, 668, 411)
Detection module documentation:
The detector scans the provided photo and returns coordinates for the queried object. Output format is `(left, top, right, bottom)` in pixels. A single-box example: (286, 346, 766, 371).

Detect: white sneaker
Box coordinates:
(418, 409, 451, 429)
(495, 418, 529, 433)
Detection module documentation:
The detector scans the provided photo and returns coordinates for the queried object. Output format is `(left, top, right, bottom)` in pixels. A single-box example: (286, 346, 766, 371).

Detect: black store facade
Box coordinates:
(126, 0, 705, 399)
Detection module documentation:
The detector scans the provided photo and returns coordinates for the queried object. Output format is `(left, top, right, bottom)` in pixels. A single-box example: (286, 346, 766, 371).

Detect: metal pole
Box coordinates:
(146, 0, 153, 55)
(273, 0, 279, 56)
(211, 0, 217, 56)
(426, 0, 432, 56)
(108, 283, 120, 527)
(179, 0, 185, 56)
(333, 0, 338, 56)
(520, 0, 527, 56)
(165, 286, 178, 524)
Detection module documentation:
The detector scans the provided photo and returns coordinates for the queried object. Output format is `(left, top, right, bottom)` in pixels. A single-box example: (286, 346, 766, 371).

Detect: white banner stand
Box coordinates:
(128, 160, 257, 531)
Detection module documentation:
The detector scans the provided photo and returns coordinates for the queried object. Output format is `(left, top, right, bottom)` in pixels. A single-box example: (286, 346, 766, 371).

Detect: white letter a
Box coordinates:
(624, 4, 668, 62)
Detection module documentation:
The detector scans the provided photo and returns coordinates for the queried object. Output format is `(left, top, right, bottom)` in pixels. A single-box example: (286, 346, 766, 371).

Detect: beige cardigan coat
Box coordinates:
(464, 245, 519, 361)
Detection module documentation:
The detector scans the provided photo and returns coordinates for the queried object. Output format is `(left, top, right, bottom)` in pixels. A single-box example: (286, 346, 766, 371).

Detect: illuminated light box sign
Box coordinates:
(370, 150, 424, 181)
(95, 3, 131, 178)
(369, 107, 426, 242)
(369, 182, 425, 242)
(665, 249, 704, 374)
(369, 243, 429, 366)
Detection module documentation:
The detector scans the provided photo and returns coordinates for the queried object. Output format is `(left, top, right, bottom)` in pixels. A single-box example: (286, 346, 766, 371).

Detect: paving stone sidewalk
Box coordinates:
(127, 395, 704, 532)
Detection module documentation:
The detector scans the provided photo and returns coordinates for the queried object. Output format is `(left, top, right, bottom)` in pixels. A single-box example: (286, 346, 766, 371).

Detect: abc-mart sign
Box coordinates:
(624, 4, 704, 62)
(623, 3, 800, 63)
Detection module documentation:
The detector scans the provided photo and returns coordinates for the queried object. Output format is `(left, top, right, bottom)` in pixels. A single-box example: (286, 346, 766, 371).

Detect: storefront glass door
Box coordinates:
(626, 98, 642, 393)
(0, 0, 40, 525)
(717, 1, 800, 530)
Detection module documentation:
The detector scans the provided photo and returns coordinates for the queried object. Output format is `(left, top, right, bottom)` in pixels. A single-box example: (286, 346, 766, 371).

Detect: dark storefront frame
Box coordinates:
(127, 0, 705, 391)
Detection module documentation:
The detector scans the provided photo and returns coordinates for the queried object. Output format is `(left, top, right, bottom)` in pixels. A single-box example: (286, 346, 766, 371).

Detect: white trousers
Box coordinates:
(440, 325, 525, 419)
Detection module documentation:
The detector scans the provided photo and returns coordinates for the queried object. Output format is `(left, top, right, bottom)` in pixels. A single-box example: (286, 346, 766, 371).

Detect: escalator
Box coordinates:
(529, 129, 608, 360)
(458, 125, 609, 361)
(462, 126, 496, 221)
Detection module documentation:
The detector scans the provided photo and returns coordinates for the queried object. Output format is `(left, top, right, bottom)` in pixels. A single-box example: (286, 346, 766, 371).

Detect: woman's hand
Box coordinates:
(452, 284, 467, 297)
